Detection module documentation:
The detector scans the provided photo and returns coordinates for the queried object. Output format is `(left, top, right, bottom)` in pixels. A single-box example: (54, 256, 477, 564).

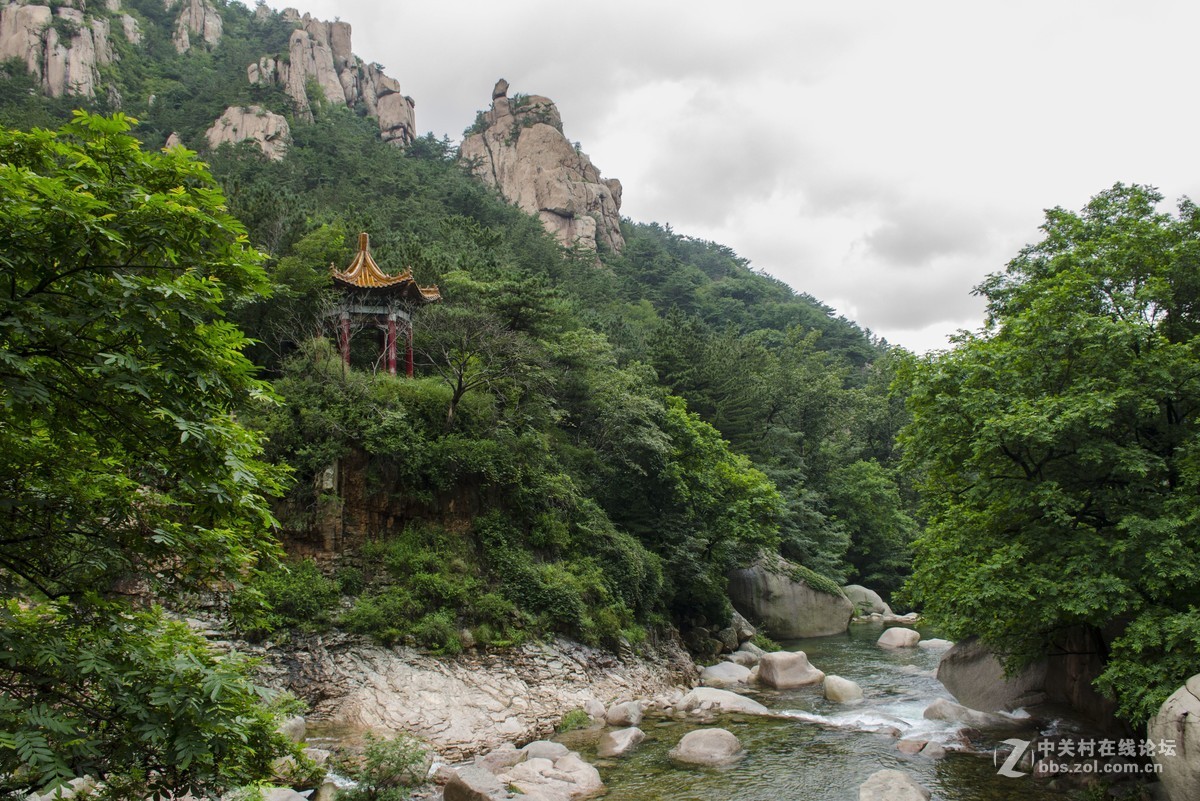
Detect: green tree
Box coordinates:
(900, 184, 1200, 723)
(0, 113, 293, 794)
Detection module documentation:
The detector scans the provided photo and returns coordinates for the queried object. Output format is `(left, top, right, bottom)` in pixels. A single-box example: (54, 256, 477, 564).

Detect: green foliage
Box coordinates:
(229, 558, 341, 640)
(334, 732, 428, 801)
(900, 183, 1200, 722)
(0, 112, 291, 793)
(749, 632, 782, 652)
(555, 709, 592, 733)
(0, 600, 297, 798)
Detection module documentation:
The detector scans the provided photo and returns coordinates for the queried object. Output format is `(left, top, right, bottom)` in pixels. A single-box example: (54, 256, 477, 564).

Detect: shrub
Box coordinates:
(230, 558, 340, 640)
(334, 732, 428, 801)
(555, 709, 591, 733)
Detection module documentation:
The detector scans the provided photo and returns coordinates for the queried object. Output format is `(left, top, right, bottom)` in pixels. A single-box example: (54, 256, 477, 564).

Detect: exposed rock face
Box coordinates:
(119, 13, 140, 44)
(758, 650, 825, 689)
(258, 633, 693, 762)
(247, 10, 415, 144)
(460, 80, 625, 253)
(1149, 674, 1200, 801)
(0, 3, 115, 98)
(727, 557, 854, 638)
(858, 769, 930, 801)
(205, 105, 291, 161)
(171, 0, 221, 53)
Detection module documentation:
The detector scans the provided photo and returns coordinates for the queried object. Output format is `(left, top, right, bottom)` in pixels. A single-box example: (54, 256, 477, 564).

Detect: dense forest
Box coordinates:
(3, 0, 1199, 798)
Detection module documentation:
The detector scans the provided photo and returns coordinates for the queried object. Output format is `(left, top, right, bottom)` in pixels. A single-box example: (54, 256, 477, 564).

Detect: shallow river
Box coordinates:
(559, 623, 1069, 801)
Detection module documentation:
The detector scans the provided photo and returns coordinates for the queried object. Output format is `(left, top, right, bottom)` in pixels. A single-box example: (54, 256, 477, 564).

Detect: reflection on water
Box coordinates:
(568, 624, 1067, 801)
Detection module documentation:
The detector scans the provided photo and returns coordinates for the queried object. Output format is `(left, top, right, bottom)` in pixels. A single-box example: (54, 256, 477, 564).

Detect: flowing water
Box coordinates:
(558, 623, 1072, 801)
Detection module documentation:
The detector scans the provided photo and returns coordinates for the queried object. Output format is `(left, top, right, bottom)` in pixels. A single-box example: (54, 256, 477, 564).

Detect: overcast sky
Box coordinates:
(265, 0, 1200, 352)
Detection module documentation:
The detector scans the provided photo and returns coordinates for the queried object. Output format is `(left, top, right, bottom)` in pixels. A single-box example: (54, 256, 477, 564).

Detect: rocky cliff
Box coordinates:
(461, 79, 624, 253)
(0, 0, 120, 98)
(204, 105, 290, 161)
(247, 8, 415, 144)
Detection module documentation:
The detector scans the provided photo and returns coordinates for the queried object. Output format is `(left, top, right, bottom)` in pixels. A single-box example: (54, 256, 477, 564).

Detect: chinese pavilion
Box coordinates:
(329, 233, 441, 376)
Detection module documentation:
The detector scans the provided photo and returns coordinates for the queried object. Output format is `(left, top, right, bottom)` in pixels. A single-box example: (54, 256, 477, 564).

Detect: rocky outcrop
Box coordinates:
(257, 632, 694, 762)
(936, 637, 1046, 711)
(727, 557, 854, 638)
(922, 698, 1027, 730)
(246, 10, 415, 144)
(0, 3, 115, 98)
(460, 80, 625, 253)
(1149, 674, 1200, 801)
(205, 105, 291, 160)
(169, 0, 221, 54)
(596, 727, 645, 758)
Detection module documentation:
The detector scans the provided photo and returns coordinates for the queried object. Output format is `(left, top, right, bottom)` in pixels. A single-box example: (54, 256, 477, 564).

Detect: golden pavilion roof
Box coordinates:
(331, 233, 441, 303)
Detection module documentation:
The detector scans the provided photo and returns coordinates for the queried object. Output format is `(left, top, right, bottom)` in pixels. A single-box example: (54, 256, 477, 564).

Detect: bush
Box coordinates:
(334, 732, 429, 801)
(229, 558, 340, 640)
(555, 709, 592, 733)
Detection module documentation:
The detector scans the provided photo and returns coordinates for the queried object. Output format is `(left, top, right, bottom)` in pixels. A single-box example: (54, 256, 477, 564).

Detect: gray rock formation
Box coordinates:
(170, 0, 221, 53)
(205, 105, 291, 161)
(1149, 674, 1200, 801)
(727, 557, 854, 638)
(246, 10, 415, 144)
(668, 728, 743, 766)
(859, 769, 930, 801)
(757, 650, 825, 689)
(843, 584, 893, 616)
(256, 633, 693, 762)
(0, 3, 115, 98)
(460, 80, 625, 253)
(936, 636, 1047, 711)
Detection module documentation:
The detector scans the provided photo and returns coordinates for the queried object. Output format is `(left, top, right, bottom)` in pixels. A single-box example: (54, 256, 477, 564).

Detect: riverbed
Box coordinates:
(560, 623, 1068, 801)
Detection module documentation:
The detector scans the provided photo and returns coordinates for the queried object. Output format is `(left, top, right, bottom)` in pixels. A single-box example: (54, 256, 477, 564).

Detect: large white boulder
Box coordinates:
(824, 675, 864, 703)
(700, 661, 751, 688)
(877, 627, 921, 649)
(668, 728, 743, 766)
(758, 651, 825, 689)
(604, 700, 644, 727)
(1149, 673, 1200, 801)
(677, 687, 770, 716)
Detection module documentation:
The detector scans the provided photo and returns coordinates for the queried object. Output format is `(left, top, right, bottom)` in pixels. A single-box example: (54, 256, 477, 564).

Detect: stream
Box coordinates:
(557, 623, 1072, 801)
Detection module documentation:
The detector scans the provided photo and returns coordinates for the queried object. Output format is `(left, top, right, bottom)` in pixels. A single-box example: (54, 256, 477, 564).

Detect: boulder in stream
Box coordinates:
(677, 687, 770, 715)
(877, 627, 921, 649)
(858, 768, 931, 801)
(700, 661, 751, 688)
(824, 674, 864, 703)
(668, 727, 744, 766)
(758, 650, 825, 689)
(596, 726, 645, 757)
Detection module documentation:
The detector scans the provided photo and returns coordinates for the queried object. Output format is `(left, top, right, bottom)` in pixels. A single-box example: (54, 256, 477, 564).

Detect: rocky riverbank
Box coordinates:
(249, 630, 696, 762)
